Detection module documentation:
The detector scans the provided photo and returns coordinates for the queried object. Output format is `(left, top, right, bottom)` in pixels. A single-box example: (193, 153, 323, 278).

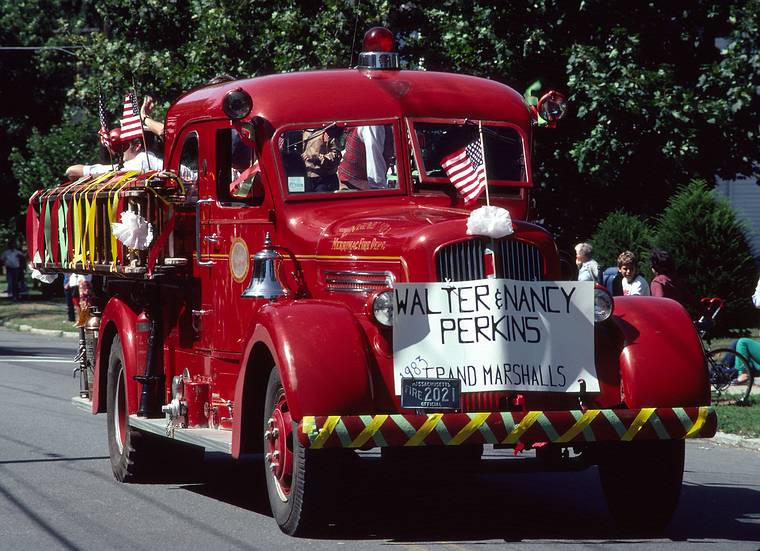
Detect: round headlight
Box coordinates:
(373, 291, 394, 327)
(222, 88, 253, 120)
(594, 287, 614, 323)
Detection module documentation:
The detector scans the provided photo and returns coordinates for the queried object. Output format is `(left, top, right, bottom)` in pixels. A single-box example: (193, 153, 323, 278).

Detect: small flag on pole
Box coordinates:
(119, 92, 142, 141)
(440, 139, 487, 205)
(97, 92, 111, 148)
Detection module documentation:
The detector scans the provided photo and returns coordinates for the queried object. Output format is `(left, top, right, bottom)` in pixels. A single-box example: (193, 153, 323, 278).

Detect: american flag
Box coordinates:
(119, 92, 142, 141)
(440, 139, 487, 204)
(97, 92, 110, 148)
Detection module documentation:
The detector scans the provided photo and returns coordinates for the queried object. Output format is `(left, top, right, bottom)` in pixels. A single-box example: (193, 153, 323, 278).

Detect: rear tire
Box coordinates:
(598, 440, 684, 533)
(106, 336, 169, 482)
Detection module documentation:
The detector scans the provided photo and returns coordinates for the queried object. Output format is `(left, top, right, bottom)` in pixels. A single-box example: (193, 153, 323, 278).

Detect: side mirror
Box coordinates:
(536, 90, 568, 128)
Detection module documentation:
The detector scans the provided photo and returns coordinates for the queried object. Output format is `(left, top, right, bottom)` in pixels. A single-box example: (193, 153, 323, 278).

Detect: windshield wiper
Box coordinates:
(462, 119, 519, 145)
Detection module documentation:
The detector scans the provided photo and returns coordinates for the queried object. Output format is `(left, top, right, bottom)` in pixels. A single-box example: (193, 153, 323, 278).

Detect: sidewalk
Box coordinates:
(711, 431, 760, 452)
(0, 318, 78, 339)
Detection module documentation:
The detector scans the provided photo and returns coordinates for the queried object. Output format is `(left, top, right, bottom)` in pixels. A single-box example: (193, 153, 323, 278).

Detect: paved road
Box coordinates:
(0, 328, 758, 550)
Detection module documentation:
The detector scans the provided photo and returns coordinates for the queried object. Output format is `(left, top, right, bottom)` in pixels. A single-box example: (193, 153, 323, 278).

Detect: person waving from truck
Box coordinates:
(65, 135, 161, 181)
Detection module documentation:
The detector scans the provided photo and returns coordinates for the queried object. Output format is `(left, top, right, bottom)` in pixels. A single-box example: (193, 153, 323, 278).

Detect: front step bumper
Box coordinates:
(299, 406, 716, 449)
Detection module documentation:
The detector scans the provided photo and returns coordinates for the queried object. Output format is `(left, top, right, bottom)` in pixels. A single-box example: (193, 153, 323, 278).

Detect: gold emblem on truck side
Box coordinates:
(229, 238, 249, 282)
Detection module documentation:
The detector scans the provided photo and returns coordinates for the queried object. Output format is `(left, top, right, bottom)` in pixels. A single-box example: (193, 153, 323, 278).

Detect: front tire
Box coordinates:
(598, 440, 684, 533)
(263, 368, 336, 536)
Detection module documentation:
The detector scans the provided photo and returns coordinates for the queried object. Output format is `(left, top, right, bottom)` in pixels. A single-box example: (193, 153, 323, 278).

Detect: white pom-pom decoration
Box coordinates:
(31, 269, 58, 284)
(466, 205, 514, 238)
(111, 210, 154, 250)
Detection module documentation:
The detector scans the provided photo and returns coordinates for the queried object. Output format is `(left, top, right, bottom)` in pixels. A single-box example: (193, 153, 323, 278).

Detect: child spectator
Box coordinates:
(617, 250, 650, 296)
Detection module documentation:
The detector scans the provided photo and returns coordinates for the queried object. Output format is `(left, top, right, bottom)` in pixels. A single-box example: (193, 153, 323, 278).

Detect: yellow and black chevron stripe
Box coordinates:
(300, 406, 715, 449)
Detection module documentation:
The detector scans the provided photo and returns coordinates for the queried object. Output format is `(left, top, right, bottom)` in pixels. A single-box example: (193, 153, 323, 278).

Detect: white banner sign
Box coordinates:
(392, 278, 598, 394)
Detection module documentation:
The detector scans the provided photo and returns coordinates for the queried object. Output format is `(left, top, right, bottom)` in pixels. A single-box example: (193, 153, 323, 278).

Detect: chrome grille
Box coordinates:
(436, 238, 543, 282)
(325, 270, 395, 293)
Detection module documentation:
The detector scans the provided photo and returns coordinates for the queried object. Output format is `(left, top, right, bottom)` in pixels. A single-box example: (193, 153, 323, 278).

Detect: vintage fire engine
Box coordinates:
(28, 28, 715, 535)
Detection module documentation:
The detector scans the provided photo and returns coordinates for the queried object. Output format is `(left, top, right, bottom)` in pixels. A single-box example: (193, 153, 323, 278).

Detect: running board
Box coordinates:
(128, 415, 233, 454)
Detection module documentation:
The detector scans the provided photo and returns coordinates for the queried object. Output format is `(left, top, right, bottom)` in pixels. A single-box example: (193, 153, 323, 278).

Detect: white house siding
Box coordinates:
(715, 175, 760, 259)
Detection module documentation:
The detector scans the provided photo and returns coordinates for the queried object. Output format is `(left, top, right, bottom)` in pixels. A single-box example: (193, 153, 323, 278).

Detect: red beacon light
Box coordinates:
(357, 27, 400, 70)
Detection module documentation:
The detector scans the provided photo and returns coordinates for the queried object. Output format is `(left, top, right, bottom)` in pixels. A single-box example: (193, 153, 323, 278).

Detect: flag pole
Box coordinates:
(132, 77, 151, 171)
(478, 121, 490, 206)
(98, 84, 115, 169)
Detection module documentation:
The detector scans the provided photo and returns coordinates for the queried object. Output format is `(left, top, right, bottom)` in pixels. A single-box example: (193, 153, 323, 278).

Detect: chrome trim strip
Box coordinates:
(324, 270, 395, 292)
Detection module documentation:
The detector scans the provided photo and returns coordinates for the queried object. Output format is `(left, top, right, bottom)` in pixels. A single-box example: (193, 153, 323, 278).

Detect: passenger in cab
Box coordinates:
(337, 125, 393, 190)
(301, 128, 341, 192)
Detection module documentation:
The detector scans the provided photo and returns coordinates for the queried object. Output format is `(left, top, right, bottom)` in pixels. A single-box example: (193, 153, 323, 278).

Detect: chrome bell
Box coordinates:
(241, 232, 288, 299)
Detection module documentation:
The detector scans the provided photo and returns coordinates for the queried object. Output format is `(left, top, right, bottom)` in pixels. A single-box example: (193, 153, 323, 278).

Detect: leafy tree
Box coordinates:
(10, 113, 97, 207)
(0, 217, 21, 249)
(654, 179, 756, 326)
(0, 0, 90, 226)
(695, 0, 760, 180)
(590, 211, 654, 274)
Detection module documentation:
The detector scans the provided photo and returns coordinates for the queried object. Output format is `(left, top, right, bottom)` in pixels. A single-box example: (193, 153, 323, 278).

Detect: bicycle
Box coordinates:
(697, 297, 755, 404)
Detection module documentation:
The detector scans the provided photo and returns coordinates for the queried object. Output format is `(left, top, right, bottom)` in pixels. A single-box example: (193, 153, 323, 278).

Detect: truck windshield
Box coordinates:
(278, 123, 398, 195)
(411, 121, 526, 184)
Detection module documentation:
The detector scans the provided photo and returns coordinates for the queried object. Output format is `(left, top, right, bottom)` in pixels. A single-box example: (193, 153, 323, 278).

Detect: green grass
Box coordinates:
(0, 272, 76, 333)
(0, 296, 77, 332)
(715, 397, 760, 438)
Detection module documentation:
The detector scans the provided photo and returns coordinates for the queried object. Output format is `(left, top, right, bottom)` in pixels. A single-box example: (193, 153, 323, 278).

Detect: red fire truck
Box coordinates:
(28, 28, 715, 535)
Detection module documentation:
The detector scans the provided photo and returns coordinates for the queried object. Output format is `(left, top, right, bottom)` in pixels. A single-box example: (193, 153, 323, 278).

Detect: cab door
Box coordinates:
(201, 124, 272, 353)
(171, 127, 217, 352)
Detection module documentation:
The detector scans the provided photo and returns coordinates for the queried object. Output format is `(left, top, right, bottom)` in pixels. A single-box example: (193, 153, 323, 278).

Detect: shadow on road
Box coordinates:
(0, 345, 72, 357)
(177, 452, 760, 544)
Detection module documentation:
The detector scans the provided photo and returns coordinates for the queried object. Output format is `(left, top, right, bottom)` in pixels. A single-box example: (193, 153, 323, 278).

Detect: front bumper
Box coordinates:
(299, 406, 716, 449)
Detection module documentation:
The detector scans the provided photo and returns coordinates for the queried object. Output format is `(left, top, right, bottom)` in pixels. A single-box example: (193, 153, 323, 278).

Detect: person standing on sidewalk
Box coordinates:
(63, 273, 77, 322)
(574, 242, 600, 283)
(1, 241, 24, 301)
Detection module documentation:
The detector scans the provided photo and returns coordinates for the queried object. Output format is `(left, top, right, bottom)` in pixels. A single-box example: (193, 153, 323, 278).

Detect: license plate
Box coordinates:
(400, 378, 461, 410)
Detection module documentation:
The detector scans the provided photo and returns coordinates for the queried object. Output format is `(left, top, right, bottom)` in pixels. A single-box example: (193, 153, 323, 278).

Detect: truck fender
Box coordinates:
(91, 297, 146, 414)
(232, 300, 374, 457)
(613, 296, 709, 408)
